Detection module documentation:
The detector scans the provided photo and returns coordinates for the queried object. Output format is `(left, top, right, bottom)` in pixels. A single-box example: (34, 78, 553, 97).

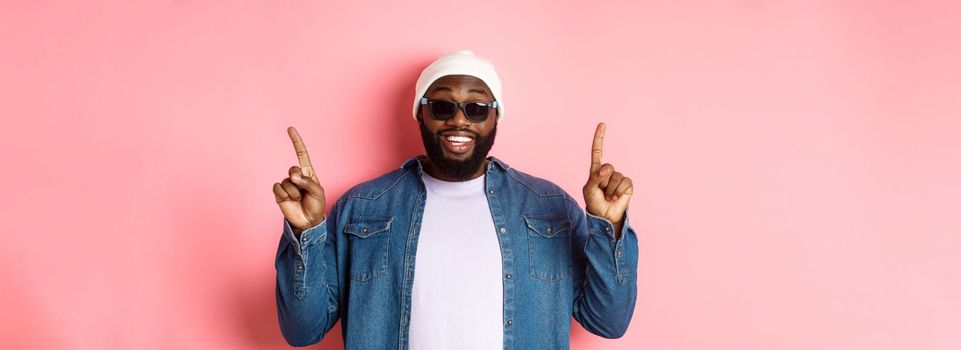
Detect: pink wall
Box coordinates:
(2, 1, 959, 349)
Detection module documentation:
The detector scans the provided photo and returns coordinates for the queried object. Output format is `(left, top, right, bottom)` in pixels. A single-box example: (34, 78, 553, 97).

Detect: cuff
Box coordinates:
(586, 211, 633, 242)
(283, 218, 327, 255)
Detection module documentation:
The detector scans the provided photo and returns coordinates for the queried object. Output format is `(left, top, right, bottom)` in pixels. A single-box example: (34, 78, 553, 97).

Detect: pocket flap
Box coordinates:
(344, 216, 393, 238)
(524, 215, 572, 237)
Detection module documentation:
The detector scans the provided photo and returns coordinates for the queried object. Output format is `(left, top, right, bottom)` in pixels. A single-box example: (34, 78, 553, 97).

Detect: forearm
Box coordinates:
(573, 213, 638, 339)
(275, 218, 339, 346)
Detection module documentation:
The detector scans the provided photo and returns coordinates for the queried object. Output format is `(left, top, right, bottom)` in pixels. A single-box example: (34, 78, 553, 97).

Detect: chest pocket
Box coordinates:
(524, 214, 573, 282)
(344, 216, 393, 282)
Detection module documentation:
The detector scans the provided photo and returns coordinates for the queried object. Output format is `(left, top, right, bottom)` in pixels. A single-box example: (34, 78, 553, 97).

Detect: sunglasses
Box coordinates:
(420, 97, 498, 123)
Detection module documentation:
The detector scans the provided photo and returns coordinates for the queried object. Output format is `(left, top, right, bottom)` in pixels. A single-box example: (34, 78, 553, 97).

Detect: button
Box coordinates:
(605, 227, 610, 232)
(506, 319, 513, 326)
(546, 227, 552, 234)
(499, 227, 506, 234)
(616, 250, 623, 256)
(489, 190, 495, 194)
(363, 228, 369, 233)
(506, 274, 512, 279)
(301, 236, 308, 242)
(297, 264, 304, 270)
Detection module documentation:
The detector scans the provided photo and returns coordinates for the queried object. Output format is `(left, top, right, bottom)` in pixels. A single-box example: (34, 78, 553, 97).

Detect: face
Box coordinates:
(418, 75, 498, 181)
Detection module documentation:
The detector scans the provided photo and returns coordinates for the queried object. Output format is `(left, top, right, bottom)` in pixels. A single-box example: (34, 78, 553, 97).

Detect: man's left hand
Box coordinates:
(583, 122, 633, 238)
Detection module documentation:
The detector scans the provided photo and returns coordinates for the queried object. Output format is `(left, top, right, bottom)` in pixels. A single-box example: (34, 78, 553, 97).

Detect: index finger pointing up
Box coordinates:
(591, 122, 606, 172)
(287, 126, 315, 178)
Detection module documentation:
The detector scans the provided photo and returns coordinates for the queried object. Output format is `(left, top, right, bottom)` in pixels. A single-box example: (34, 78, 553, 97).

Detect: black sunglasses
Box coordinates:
(420, 97, 498, 123)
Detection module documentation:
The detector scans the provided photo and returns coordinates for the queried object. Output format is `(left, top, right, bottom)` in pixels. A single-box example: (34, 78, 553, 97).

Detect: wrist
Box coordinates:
(296, 216, 326, 236)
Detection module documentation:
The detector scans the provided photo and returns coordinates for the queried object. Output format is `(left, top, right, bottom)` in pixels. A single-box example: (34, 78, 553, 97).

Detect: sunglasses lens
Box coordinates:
(429, 101, 456, 120)
(425, 99, 493, 122)
(464, 103, 490, 122)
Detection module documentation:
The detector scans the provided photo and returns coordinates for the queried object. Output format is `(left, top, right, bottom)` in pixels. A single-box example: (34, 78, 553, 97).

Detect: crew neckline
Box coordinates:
(421, 171, 486, 197)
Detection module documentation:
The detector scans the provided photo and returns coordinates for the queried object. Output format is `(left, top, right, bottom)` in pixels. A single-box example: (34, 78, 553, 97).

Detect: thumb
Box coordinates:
(291, 173, 325, 198)
(587, 164, 614, 188)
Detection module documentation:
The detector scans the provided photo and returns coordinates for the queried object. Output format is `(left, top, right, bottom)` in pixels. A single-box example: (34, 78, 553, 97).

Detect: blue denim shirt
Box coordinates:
(275, 155, 638, 349)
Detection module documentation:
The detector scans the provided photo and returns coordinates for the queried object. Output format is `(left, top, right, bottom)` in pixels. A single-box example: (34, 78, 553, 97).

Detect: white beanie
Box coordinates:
(412, 50, 504, 120)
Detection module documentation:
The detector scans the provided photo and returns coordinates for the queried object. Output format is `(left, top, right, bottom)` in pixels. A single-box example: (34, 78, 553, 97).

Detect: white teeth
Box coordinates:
(446, 135, 472, 143)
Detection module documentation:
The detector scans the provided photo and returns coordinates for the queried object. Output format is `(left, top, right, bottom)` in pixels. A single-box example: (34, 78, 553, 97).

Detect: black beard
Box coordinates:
(418, 119, 497, 181)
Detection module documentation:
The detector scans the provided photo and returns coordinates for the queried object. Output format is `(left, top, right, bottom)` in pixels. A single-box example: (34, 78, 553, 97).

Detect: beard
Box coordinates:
(418, 119, 497, 181)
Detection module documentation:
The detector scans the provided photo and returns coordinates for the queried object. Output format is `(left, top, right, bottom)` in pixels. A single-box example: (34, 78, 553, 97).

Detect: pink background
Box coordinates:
(2, 1, 960, 349)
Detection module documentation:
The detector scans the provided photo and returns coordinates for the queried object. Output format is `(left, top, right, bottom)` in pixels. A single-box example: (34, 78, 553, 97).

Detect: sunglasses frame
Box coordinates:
(419, 97, 499, 123)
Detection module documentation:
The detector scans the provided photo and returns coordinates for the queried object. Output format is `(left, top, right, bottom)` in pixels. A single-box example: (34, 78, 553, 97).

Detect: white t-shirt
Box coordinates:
(409, 172, 504, 350)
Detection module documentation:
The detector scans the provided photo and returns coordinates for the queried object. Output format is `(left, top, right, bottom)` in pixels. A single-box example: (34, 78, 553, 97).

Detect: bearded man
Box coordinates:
(273, 50, 637, 349)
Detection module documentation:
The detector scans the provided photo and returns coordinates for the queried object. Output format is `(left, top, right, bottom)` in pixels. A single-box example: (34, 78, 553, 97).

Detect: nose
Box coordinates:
(445, 105, 472, 128)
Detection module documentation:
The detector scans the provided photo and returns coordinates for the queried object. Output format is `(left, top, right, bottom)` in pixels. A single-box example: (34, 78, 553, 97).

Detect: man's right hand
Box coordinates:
(272, 126, 326, 234)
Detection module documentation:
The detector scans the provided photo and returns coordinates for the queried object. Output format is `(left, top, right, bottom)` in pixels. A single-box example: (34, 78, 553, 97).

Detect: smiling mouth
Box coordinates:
(441, 134, 475, 155)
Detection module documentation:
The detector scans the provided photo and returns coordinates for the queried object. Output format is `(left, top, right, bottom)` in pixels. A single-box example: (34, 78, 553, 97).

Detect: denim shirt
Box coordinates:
(275, 155, 638, 349)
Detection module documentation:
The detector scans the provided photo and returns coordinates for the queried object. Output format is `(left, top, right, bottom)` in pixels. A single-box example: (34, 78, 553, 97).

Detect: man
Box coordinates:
(273, 50, 637, 349)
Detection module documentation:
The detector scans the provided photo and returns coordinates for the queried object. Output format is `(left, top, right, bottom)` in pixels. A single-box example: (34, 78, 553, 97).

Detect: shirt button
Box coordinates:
(362, 228, 369, 233)
(297, 264, 304, 270)
(546, 227, 552, 234)
(499, 227, 506, 234)
(507, 319, 513, 326)
(301, 236, 308, 242)
(489, 189, 494, 194)
(605, 227, 610, 232)
(616, 250, 623, 256)
(505, 274, 512, 279)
